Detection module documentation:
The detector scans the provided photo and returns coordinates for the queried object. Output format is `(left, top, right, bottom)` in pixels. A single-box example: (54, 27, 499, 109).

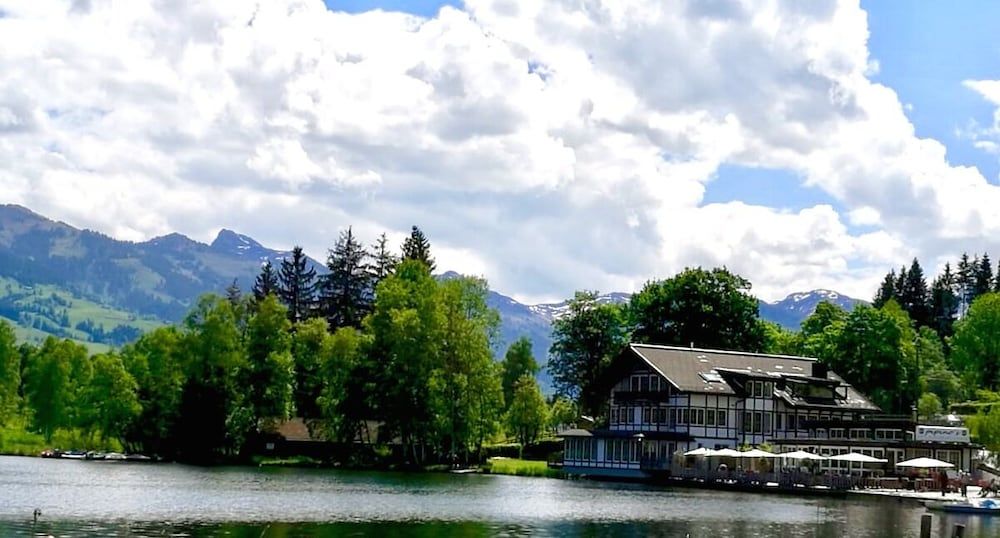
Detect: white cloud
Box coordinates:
(0, 0, 998, 303)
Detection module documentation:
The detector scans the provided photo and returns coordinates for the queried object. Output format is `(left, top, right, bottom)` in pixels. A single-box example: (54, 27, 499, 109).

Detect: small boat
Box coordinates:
(927, 498, 1000, 515)
(104, 452, 126, 461)
(61, 450, 87, 460)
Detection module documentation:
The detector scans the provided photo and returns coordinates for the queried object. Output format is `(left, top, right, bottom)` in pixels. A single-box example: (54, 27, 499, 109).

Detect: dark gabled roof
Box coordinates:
(628, 344, 879, 411)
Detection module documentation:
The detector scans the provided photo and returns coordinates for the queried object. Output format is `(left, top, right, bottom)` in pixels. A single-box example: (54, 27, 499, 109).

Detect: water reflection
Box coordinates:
(0, 456, 997, 537)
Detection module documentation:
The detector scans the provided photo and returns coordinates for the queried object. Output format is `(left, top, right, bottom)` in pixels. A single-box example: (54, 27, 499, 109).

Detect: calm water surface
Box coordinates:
(0, 455, 996, 537)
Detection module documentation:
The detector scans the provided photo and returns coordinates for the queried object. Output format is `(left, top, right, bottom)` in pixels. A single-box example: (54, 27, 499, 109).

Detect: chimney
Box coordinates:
(812, 362, 828, 379)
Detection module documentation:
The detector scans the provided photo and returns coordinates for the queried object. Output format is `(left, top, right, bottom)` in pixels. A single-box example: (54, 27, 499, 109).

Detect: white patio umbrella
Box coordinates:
(709, 448, 743, 457)
(739, 448, 779, 458)
(896, 457, 954, 469)
(683, 447, 712, 457)
(778, 450, 827, 460)
(830, 452, 888, 464)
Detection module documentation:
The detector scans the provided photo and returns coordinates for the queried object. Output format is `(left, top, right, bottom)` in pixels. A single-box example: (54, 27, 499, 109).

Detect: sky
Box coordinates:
(1, 1, 1000, 304)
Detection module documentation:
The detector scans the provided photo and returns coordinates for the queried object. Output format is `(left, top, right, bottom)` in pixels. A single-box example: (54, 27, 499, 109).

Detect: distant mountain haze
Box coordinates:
(0, 205, 864, 371)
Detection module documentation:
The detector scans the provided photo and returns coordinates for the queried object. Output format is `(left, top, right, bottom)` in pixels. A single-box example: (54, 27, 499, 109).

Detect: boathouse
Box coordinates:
(561, 344, 979, 478)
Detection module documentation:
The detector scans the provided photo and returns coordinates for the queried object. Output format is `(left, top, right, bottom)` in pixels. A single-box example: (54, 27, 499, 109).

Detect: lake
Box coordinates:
(0, 455, 996, 537)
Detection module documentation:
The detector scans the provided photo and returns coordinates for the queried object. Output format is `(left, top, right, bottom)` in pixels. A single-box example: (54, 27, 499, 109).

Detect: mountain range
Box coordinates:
(0, 204, 864, 371)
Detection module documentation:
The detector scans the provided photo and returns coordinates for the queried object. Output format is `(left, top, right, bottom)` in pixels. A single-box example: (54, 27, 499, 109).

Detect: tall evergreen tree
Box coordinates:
(893, 266, 907, 300)
(873, 269, 897, 308)
(975, 253, 994, 298)
(252, 261, 280, 303)
(401, 225, 435, 272)
(957, 253, 975, 315)
(278, 247, 318, 324)
(900, 258, 931, 327)
(930, 263, 959, 339)
(225, 279, 242, 308)
(371, 232, 399, 285)
(320, 227, 373, 330)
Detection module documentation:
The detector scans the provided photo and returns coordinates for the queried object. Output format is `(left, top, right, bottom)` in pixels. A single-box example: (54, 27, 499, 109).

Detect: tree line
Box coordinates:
(0, 228, 571, 463)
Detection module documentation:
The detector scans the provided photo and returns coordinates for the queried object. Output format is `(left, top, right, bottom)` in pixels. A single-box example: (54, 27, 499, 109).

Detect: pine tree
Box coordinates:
(278, 246, 318, 324)
(371, 232, 399, 284)
(930, 263, 959, 339)
(893, 266, 907, 300)
(900, 258, 930, 327)
(401, 225, 435, 272)
(975, 253, 994, 298)
(319, 227, 373, 330)
(225, 279, 242, 308)
(252, 261, 280, 303)
(957, 253, 976, 316)
(994, 258, 1000, 292)
(873, 269, 897, 308)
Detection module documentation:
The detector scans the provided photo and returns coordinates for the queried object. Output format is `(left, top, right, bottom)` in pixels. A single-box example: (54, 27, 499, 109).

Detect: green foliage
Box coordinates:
(370, 233, 399, 284)
(951, 293, 1000, 389)
(401, 226, 435, 272)
(317, 326, 366, 442)
(78, 352, 140, 443)
(320, 227, 373, 330)
(431, 277, 503, 458)
(761, 321, 799, 356)
(291, 318, 330, 420)
(917, 392, 942, 419)
(968, 405, 1000, 452)
(121, 326, 185, 455)
(628, 267, 764, 352)
(547, 396, 577, 431)
(506, 374, 548, 451)
(252, 261, 280, 304)
(0, 320, 19, 424)
(245, 295, 294, 430)
(367, 260, 442, 458)
(278, 246, 318, 324)
(549, 291, 628, 417)
(23, 337, 91, 441)
(501, 337, 539, 409)
(176, 296, 246, 460)
(916, 327, 961, 405)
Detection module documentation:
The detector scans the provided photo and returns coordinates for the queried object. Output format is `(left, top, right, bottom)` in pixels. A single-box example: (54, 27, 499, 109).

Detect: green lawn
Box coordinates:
(484, 457, 563, 478)
(0, 417, 122, 456)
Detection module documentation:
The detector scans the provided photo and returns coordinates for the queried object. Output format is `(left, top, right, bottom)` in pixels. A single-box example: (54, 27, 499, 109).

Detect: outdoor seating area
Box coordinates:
(671, 447, 964, 492)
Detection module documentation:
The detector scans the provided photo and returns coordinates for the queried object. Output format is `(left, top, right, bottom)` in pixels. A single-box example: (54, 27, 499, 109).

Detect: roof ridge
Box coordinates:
(629, 342, 819, 362)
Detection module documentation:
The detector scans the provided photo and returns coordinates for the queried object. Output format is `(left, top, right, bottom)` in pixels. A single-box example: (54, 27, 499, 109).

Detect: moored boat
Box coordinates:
(926, 498, 1000, 515)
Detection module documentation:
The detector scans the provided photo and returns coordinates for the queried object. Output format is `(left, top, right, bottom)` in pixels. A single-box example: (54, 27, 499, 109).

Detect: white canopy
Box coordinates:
(683, 447, 712, 457)
(739, 448, 779, 458)
(896, 457, 954, 469)
(777, 450, 827, 461)
(829, 452, 888, 464)
(708, 448, 743, 457)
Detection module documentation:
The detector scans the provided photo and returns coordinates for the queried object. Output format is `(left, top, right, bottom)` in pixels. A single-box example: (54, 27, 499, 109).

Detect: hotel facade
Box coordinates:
(561, 344, 979, 478)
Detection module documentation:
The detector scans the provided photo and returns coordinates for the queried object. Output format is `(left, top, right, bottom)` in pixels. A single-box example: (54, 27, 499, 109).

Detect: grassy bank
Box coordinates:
(482, 457, 563, 478)
(0, 418, 122, 457)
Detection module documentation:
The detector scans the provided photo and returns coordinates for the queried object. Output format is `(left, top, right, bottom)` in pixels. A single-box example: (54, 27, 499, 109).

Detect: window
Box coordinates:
(630, 376, 640, 392)
(830, 428, 845, 439)
(775, 413, 783, 430)
(669, 408, 677, 426)
(640, 376, 649, 392)
(743, 411, 752, 433)
(764, 412, 771, 434)
(681, 409, 689, 425)
(643, 407, 651, 424)
(696, 409, 705, 425)
(754, 381, 764, 398)
(717, 411, 727, 427)
(788, 414, 797, 431)
(754, 411, 763, 434)
(650, 376, 659, 392)
(706, 409, 716, 426)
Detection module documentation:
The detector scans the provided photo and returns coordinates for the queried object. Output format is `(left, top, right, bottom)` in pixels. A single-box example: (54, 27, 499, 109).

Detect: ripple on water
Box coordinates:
(1, 456, 999, 537)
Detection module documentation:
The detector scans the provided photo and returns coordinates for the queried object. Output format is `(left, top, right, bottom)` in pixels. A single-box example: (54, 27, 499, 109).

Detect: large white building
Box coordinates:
(562, 344, 978, 479)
